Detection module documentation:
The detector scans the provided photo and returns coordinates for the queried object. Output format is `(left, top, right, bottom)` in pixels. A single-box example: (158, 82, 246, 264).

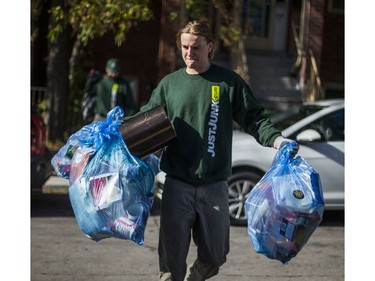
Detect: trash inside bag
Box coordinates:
(51, 106, 155, 245)
(245, 141, 325, 264)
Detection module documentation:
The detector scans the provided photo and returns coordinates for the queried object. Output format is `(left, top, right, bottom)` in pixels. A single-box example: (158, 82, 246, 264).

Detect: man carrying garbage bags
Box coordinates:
(126, 20, 299, 281)
(50, 19, 325, 281)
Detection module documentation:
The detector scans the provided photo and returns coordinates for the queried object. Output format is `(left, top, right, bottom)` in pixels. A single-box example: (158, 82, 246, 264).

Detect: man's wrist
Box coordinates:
(273, 136, 285, 150)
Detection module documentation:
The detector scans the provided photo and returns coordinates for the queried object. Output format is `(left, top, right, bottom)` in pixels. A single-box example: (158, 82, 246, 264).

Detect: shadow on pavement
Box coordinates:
(31, 190, 343, 227)
(31, 190, 162, 217)
(320, 210, 344, 227)
(31, 191, 74, 217)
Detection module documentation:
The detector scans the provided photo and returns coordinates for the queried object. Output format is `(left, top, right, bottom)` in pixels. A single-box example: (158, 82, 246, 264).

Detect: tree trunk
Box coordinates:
(46, 0, 70, 142)
(230, 0, 242, 73)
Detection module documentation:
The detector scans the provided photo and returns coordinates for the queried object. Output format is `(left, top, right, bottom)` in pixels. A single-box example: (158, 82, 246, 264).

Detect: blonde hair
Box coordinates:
(176, 20, 216, 60)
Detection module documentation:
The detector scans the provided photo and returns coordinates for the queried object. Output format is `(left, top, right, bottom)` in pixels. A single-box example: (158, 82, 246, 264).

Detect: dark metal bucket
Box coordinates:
(119, 106, 176, 158)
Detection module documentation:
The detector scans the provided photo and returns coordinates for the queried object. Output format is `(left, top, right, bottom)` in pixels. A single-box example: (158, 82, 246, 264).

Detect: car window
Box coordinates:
(291, 109, 345, 141)
(270, 105, 324, 131)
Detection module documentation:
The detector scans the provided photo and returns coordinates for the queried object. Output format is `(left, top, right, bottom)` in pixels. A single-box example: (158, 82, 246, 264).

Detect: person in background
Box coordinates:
(87, 58, 136, 121)
(130, 20, 299, 281)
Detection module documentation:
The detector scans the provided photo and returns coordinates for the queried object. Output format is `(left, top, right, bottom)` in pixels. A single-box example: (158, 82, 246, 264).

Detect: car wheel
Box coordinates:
(228, 168, 263, 226)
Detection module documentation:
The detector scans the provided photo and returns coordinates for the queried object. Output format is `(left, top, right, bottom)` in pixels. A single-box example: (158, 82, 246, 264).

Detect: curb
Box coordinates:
(42, 176, 69, 194)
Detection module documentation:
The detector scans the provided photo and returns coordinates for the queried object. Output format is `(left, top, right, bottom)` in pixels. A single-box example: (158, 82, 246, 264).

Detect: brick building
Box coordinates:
(286, 0, 344, 99)
(31, 0, 344, 108)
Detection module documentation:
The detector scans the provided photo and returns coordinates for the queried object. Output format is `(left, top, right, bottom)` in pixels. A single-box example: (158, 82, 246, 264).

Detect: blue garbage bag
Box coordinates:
(245, 141, 325, 264)
(51, 106, 154, 245)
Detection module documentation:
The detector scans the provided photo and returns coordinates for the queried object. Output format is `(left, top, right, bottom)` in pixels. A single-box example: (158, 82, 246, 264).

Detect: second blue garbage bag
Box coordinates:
(245, 141, 325, 264)
(51, 106, 155, 245)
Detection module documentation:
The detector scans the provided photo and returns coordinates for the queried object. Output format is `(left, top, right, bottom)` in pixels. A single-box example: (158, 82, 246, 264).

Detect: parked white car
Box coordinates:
(155, 99, 344, 225)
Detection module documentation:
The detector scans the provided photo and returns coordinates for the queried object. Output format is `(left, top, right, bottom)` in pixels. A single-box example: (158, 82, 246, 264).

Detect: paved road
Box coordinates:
(31, 191, 344, 281)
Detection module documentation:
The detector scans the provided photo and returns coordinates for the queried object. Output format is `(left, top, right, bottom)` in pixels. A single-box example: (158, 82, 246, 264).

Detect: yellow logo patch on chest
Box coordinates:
(211, 86, 220, 102)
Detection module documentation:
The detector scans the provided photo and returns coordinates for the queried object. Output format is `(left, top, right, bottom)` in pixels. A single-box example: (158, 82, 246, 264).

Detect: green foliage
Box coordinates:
(43, 0, 155, 140)
(48, 0, 153, 46)
(169, 11, 179, 21)
(220, 25, 241, 47)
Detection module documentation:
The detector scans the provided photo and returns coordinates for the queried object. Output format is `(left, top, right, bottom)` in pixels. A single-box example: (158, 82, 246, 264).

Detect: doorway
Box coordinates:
(243, 0, 289, 50)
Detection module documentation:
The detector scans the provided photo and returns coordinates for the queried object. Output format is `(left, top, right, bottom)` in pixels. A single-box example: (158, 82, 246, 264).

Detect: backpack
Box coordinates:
(82, 69, 102, 122)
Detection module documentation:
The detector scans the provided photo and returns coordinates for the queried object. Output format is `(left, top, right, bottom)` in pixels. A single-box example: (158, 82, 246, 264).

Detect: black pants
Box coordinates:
(158, 177, 230, 281)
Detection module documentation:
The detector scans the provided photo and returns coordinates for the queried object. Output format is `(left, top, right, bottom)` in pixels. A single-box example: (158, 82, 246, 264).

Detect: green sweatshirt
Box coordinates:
(139, 63, 281, 184)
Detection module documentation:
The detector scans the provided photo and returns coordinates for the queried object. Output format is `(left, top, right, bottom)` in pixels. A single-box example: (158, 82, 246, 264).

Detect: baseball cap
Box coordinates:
(106, 58, 121, 73)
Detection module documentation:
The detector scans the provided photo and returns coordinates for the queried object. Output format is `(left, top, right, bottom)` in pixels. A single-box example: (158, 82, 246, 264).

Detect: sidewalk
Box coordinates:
(42, 175, 69, 194)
